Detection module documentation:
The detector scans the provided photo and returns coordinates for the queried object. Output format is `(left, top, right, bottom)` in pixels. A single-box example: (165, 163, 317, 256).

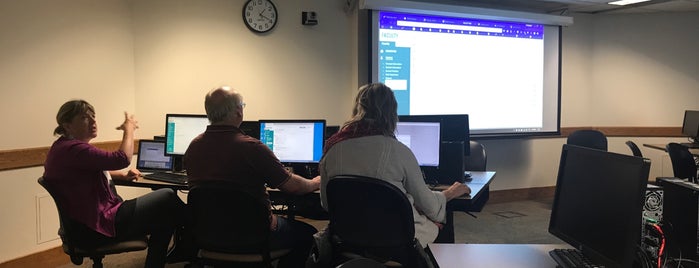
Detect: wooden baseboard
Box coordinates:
(489, 186, 556, 204)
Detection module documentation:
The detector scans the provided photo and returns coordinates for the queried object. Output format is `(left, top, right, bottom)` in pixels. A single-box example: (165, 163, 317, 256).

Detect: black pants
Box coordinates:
(118, 188, 184, 267)
(72, 188, 184, 268)
(270, 216, 318, 268)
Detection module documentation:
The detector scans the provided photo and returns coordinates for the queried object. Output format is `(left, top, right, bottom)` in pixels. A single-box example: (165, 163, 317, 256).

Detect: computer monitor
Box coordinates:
(164, 114, 209, 156)
(395, 121, 441, 167)
(548, 144, 650, 267)
(136, 139, 173, 171)
(259, 120, 326, 163)
(239, 120, 260, 140)
(681, 110, 699, 143)
(399, 114, 470, 155)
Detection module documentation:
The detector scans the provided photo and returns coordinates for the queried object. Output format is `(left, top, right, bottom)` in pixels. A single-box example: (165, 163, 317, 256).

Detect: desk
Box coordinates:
(427, 243, 568, 268)
(431, 171, 496, 243)
(430, 171, 496, 211)
(114, 177, 188, 191)
(115, 171, 496, 242)
(644, 143, 699, 156)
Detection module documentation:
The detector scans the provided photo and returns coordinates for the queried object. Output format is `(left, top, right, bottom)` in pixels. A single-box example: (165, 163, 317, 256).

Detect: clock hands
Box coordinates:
(258, 8, 273, 21)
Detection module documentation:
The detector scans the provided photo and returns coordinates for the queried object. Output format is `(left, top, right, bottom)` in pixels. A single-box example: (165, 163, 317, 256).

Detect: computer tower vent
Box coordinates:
(643, 184, 663, 222)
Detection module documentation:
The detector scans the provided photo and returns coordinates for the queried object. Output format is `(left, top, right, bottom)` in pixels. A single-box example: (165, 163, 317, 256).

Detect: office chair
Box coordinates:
(464, 141, 487, 171)
(625, 140, 644, 157)
(335, 257, 386, 268)
(566, 129, 608, 151)
(37, 177, 148, 268)
(666, 142, 698, 183)
(187, 182, 291, 268)
(326, 175, 433, 268)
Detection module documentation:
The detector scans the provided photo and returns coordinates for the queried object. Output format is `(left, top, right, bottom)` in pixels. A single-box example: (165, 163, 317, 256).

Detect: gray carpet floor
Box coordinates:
(58, 198, 562, 267)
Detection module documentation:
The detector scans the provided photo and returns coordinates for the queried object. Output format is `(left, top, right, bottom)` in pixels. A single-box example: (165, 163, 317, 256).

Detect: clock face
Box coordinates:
(243, 0, 278, 33)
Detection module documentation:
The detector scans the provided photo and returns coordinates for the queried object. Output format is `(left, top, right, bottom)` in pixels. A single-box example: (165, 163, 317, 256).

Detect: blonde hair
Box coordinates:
(343, 83, 398, 136)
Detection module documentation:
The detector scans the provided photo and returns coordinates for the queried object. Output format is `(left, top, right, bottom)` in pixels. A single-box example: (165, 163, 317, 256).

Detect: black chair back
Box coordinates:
(666, 142, 698, 183)
(327, 175, 430, 267)
(567, 130, 608, 151)
(187, 182, 275, 265)
(37, 177, 147, 267)
(464, 141, 487, 171)
(625, 140, 643, 157)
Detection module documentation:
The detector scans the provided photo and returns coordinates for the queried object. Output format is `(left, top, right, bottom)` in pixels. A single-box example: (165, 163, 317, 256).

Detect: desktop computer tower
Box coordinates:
(657, 177, 699, 267)
(437, 141, 465, 185)
(640, 184, 663, 265)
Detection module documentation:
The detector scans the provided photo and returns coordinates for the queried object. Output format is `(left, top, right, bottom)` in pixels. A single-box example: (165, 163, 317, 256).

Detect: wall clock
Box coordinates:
(243, 0, 278, 33)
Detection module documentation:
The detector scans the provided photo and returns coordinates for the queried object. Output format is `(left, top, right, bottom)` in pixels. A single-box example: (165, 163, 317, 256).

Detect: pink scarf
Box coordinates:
(324, 121, 390, 154)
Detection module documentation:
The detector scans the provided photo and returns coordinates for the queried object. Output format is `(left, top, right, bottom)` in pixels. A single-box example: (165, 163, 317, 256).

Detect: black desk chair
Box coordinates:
(335, 257, 385, 268)
(566, 130, 608, 151)
(187, 182, 291, 268)
(326, 175, 433, 268)
(37, 177, 148, 268)
(464, 141, 487, 171)
(666, 142, 698, 183)
(625, 140, 644, 157)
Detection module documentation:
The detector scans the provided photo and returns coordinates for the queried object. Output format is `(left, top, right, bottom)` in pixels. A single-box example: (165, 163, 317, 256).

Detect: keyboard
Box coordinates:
(144, 172, 188, 185)
(549, 249, 604, 268)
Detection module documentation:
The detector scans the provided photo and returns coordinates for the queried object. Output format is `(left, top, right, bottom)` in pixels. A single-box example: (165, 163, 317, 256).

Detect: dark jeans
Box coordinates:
(270, 216, 318, 268)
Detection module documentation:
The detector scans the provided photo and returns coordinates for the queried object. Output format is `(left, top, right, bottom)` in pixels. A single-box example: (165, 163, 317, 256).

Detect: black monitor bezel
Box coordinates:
(164, 114, 209, 156)
(548, 144, 650, 267)
(681, 110, 699, 141)
(239, 120, 261, 140)
(398, 114, 470, 156)
(258, 119, 326, 164)
(136, 139, 173, 171)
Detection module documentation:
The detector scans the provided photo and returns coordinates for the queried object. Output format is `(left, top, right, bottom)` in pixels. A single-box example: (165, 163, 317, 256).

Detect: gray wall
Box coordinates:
(0, 0, 697, 262)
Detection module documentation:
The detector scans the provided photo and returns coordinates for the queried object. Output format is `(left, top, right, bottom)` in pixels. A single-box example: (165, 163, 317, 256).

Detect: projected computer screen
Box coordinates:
(395, 121, 441, 167)
(165, 114, 209, 156)
(259, 120, 326, 163)
(372, 10, 560, 138)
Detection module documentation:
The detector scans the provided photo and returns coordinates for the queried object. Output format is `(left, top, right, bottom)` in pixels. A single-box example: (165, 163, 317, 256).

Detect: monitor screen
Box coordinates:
(371, 10, 561, 138)
(395, 121, 441, 167)
(259, 120, 326, 163)
(137, 139, 173, 171)
(681, 110, 699, 141)
(239, 120, 260, 140)
(165, 114, 209, 156)
(548, 144, 650, 267)
(399, 114, 470, 155)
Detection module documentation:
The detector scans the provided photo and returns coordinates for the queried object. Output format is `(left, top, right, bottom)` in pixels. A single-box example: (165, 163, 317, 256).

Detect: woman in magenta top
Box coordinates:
(43, 100, 184, 267)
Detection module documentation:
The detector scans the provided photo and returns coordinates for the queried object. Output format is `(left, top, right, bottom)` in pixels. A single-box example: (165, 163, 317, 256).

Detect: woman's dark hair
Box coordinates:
(54, 100, 95, 136)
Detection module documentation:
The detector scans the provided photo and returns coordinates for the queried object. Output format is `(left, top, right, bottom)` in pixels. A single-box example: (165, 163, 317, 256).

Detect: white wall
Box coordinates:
(0, 0, 697, 262)
(0, 0, 137, 262)
(129, 0, 356, 139)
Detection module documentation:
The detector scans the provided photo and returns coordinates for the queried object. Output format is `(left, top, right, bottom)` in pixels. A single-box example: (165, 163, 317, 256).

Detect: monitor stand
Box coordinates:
(172, 156, 185, 173)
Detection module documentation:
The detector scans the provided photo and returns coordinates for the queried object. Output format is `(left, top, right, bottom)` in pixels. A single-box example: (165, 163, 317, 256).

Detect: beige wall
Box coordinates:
(0, 0, 697, 262)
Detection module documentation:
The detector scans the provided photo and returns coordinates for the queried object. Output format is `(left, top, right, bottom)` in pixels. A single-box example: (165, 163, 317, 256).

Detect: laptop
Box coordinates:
(136, 139, 174, 173)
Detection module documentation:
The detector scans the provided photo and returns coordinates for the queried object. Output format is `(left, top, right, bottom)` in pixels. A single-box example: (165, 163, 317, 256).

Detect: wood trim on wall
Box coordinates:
(0, 126, 683, 172)
(0, 141, 130, 171)
(559, 126, 682, 137)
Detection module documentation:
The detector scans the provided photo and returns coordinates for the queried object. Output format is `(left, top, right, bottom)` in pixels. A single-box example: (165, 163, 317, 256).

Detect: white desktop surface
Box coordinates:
(428, 243, 569, 268)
